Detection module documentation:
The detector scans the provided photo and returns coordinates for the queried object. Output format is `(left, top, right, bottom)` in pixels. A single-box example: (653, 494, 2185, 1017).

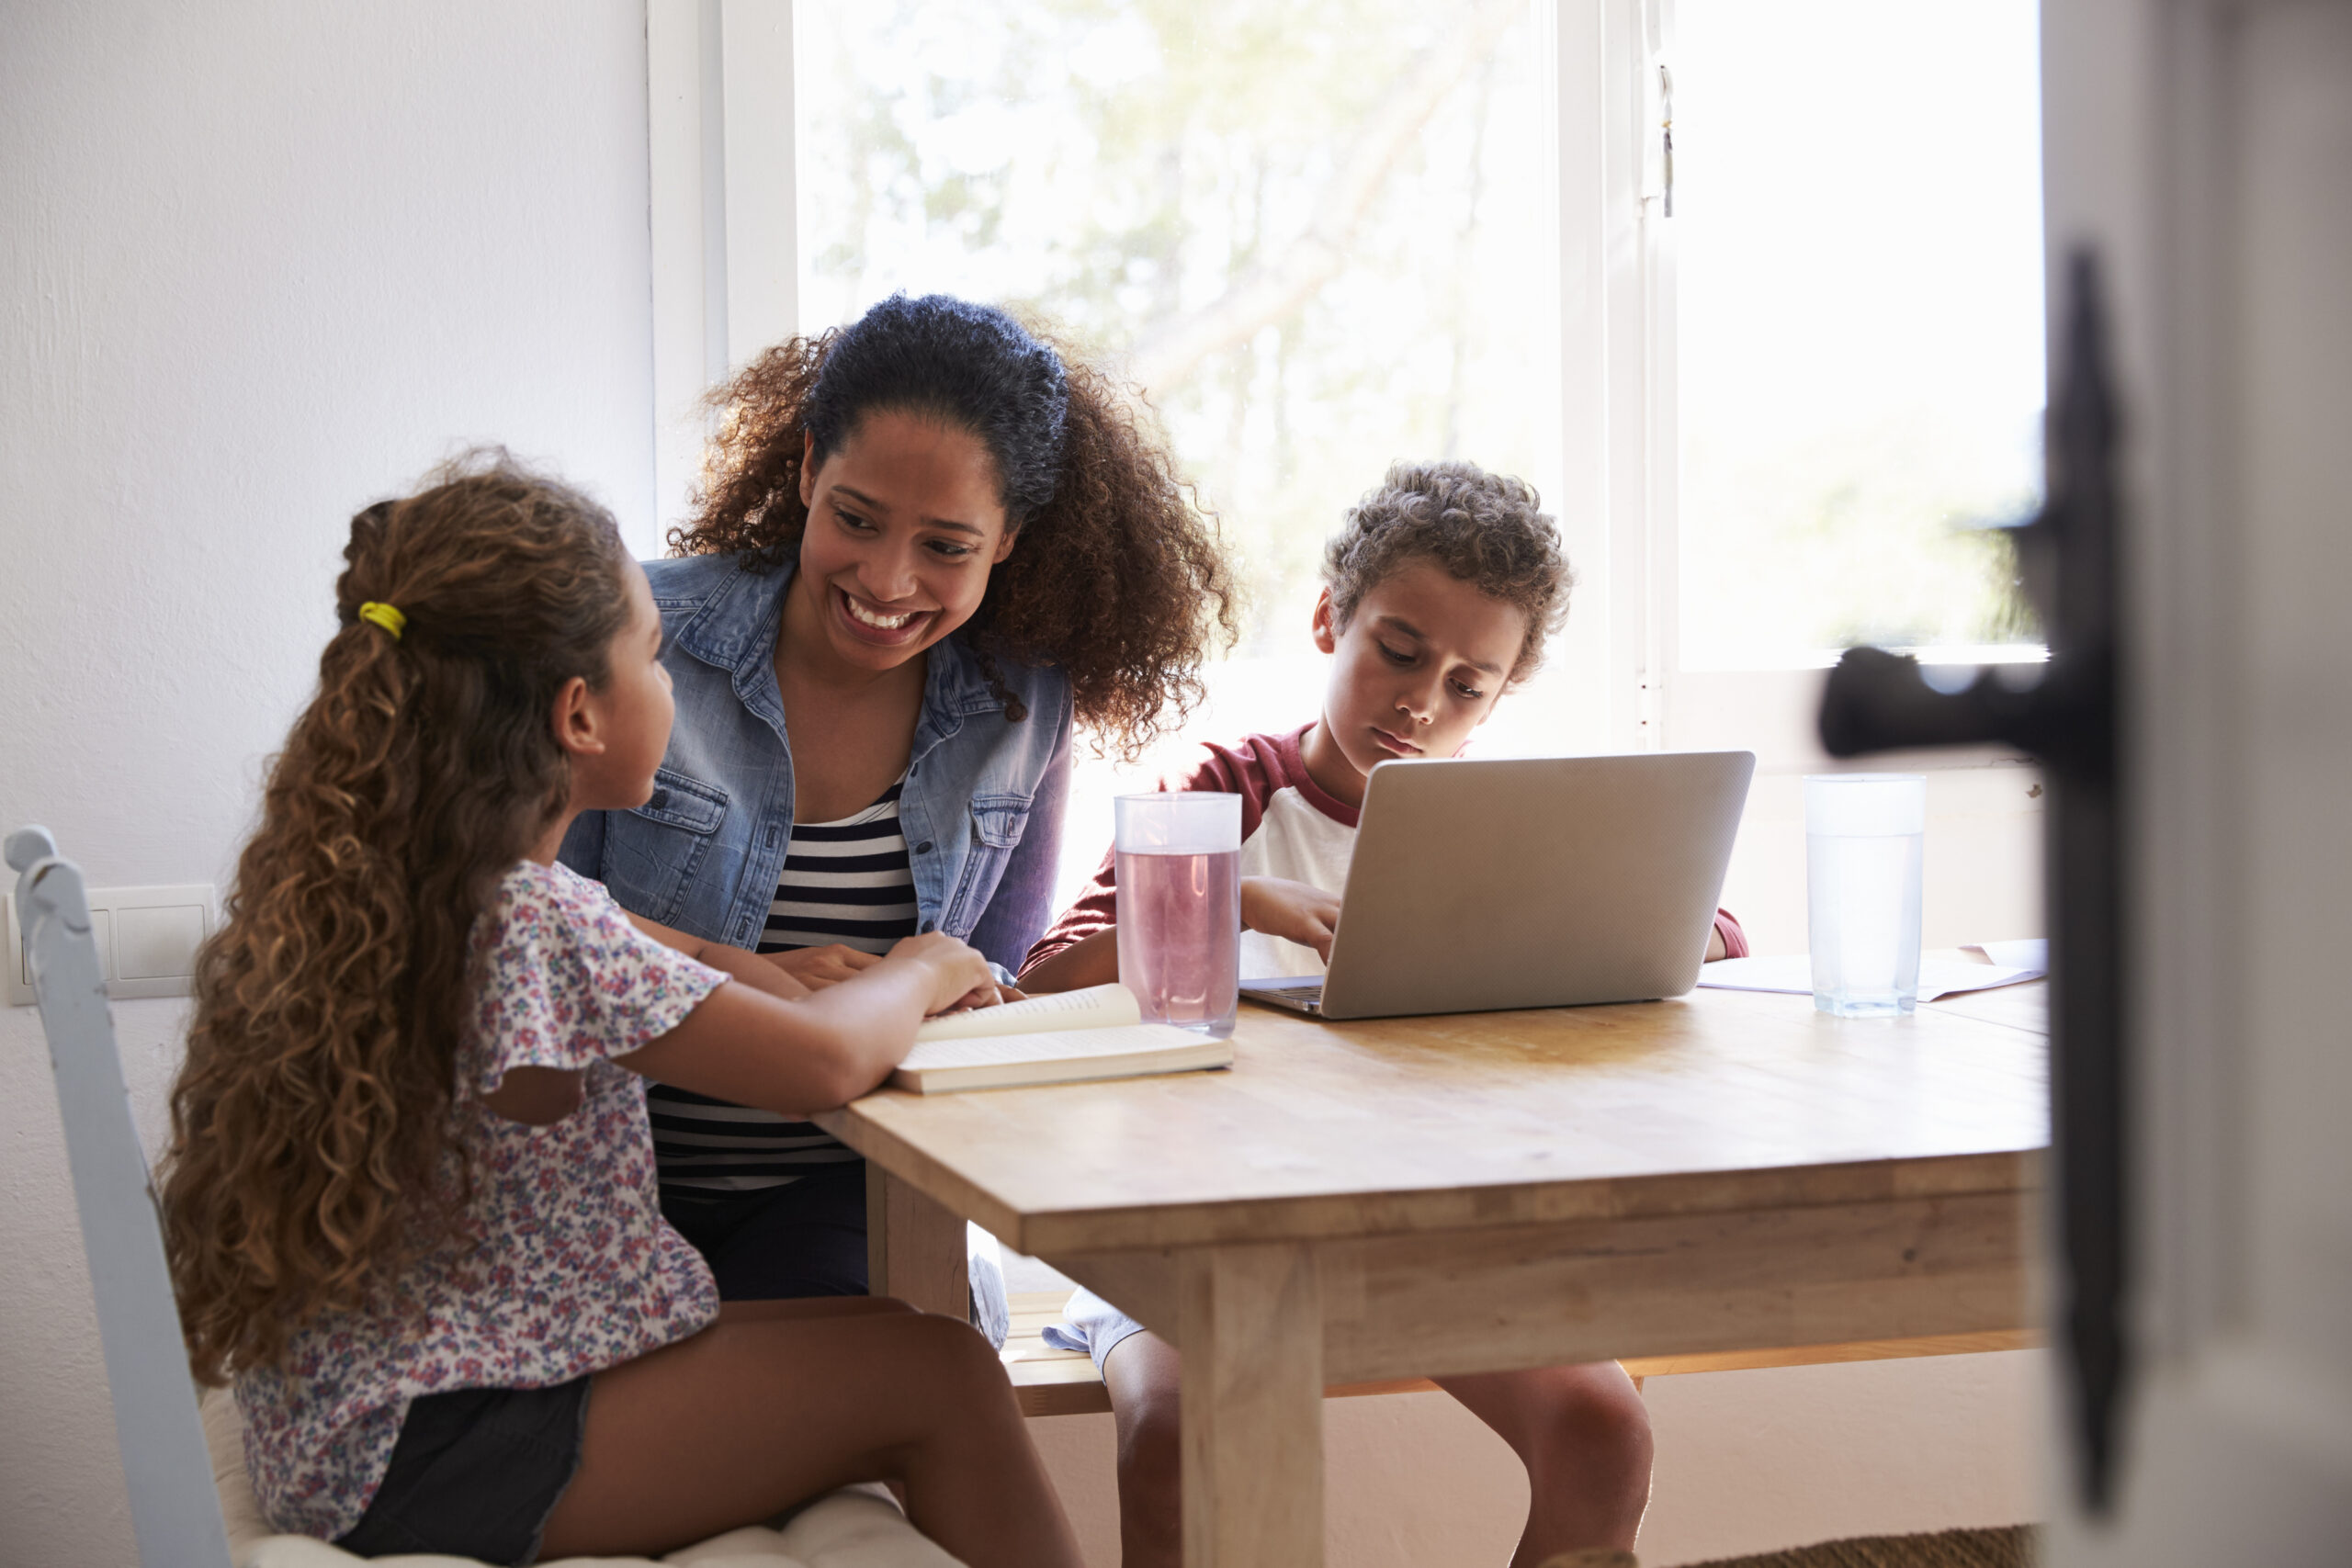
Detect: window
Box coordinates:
(655, 0, 2049, 943)
(1671, 0, 2046, 673)
(790, 0, 1561, 894)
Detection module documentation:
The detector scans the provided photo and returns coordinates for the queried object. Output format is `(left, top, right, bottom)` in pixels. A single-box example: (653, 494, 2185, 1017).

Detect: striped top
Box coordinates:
(648, 781, 919, 1201)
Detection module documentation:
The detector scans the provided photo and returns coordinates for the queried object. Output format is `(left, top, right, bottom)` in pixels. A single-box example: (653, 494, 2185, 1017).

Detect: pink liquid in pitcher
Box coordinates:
(1115, 849, 1240, 1037)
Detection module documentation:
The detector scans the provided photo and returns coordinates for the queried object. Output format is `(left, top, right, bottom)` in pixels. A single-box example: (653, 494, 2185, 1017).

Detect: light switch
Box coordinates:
(118, 904, 204, 981)
(89, 908, 113, 979)
(6, 884, 213, 1005)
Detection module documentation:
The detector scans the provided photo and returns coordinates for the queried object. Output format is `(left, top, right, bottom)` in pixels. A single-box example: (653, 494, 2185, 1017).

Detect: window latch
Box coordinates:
(1659, 63, 1674, 218)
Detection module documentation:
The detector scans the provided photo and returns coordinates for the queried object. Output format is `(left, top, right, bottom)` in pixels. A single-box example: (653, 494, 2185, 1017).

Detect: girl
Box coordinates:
(560, 293, 1234, 1301)
(161, 457, 1083, 1566)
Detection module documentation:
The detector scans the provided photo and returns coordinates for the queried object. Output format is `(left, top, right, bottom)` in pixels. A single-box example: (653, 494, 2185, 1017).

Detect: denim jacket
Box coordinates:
(559, 551, 1071, 976)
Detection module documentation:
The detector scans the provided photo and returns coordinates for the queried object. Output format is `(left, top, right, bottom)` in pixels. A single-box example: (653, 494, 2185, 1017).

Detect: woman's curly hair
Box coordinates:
(1323, 460, 1575, 686)
(677, 293, 1236, 757)
(161, 454, 636, 1383)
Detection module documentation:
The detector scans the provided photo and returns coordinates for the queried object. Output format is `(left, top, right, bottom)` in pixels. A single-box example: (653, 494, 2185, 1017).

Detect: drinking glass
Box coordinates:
(1114, 793, 1241, 1038)
(1805, 773, 1926, 1017)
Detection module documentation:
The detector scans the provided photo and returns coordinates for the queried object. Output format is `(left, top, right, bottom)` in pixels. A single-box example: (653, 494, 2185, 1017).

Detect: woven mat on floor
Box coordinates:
(1681, 1524, 2034, 1568)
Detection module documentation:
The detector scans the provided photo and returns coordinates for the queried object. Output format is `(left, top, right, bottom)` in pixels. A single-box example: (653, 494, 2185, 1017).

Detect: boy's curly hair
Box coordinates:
(679, 294, 1235, 758)
(1322, 461, 1573, 685)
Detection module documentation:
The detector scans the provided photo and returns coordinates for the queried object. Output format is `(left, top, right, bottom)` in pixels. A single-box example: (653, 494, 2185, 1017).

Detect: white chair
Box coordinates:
(8, 826, 961, 1568)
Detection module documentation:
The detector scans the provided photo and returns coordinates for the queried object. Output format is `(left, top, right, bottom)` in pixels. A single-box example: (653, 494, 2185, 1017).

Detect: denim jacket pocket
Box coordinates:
(943, 793, 1033, 937)
(602, 767, 729, 925)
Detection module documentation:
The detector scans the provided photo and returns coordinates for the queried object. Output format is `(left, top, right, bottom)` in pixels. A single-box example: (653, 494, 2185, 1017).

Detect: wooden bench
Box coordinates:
(1000, 1292, 2035, 1418)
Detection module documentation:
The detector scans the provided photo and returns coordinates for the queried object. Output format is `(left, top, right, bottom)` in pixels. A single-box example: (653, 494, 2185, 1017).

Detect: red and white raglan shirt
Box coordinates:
(1023, 723, 1750, 985)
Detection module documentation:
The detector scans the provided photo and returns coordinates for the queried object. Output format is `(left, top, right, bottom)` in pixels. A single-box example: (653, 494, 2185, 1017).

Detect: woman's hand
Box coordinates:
(933, 982, 1026, 1014)
(1240, 876, 1342, 964)
(765, 943, 885, 990)
(877, 931, 997, 1015)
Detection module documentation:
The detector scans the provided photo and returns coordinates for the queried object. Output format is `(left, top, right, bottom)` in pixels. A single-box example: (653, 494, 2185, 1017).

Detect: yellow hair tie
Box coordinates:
(356, 602, 407, 640)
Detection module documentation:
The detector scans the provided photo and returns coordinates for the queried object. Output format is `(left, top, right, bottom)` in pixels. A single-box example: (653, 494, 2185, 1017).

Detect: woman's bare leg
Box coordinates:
(538, 1301, 1082, 1568)
(1432, 1362, 1652, 1567)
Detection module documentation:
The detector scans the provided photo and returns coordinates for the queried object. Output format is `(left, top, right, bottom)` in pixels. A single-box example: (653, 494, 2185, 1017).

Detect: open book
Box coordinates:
(893, 984, 1234, 1095)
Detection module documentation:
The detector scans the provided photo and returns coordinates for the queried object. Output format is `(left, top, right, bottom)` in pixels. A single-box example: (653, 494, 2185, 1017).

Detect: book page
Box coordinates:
(899, 1022, 1198, 1071)
(913, 983, 1141, 1043)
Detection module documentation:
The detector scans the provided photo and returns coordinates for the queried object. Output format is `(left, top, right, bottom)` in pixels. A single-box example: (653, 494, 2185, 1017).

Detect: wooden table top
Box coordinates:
(817, 983, 2049, 1258)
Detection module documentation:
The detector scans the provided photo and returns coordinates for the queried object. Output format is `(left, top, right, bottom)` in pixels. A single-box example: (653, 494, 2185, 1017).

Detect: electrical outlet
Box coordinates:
(6, 884, 219, 1006)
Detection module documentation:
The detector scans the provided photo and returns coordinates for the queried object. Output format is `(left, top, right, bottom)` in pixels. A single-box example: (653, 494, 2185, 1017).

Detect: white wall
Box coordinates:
(0, 4, 656, 1562)
(0, 6, 2039, 1564)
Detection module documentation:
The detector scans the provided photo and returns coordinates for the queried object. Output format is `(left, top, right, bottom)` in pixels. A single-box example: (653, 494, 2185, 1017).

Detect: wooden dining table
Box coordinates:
(814, 982, 2048, 1568)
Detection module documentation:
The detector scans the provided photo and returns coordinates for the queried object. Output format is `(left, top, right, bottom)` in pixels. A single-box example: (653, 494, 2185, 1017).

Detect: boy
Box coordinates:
(1021, 461, 1747, 1568)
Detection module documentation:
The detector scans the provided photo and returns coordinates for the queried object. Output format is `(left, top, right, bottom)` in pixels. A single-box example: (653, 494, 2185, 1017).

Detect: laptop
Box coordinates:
(1239, 751, 1755, 1021)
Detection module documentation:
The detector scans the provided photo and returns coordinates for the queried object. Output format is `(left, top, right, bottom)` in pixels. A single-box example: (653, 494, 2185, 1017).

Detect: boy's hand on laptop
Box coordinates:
(1240, 876, 1342, 964)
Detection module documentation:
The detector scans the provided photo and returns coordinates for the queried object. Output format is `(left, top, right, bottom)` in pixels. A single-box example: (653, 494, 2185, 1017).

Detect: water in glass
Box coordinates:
(1115, 848, 1240, 1037)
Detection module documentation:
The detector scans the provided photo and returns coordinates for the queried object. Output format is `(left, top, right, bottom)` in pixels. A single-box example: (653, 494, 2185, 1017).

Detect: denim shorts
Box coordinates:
(334, 1377, 593, 1565)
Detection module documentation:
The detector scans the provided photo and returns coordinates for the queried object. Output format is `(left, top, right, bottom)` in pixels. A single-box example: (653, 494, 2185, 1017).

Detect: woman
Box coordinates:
(562, 293, 1232, 1300)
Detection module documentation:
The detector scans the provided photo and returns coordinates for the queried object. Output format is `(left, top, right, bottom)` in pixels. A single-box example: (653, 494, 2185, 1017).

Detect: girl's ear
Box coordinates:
(798, 428, 820, 509)
(1310, 589, 1340, 655)
(990, 520, 1020, 566)
(550, 675, 605, 760)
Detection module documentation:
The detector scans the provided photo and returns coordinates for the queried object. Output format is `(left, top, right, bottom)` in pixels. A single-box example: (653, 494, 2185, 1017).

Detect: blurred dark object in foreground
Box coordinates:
(1817, 250, 2126, 1514)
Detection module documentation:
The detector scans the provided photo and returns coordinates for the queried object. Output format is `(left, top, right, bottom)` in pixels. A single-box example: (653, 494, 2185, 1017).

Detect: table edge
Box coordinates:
(816, 1105, 2043, 1256)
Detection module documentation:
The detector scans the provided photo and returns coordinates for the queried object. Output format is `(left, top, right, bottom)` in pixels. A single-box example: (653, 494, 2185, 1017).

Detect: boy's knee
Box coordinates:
(1114, 1403, 1183, 1550)
(1105, 1336, 1185, 1536)
(1116, 1383, 1182, 1473)
(1544, 1365, 1653, 1469)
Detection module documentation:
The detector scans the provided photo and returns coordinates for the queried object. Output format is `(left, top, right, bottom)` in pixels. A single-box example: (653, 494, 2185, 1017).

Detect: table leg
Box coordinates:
(865, 1164, 968, 1320)
(1179, 1242, 1325, 1568)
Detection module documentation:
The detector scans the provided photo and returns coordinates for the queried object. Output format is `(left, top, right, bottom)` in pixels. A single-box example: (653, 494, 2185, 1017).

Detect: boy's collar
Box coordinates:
(1277, 722, 1362, 829)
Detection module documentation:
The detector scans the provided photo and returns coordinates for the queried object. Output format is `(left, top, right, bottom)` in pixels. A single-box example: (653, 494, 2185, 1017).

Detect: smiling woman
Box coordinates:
(560, 294, 1234, 1303)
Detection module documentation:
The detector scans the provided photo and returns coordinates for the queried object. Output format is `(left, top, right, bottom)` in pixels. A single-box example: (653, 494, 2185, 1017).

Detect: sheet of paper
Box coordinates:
(1695, 952, 2044, 1001)
(912, 983, 1141, 1043)
(1964, 938, 2049, 973)
(899, 1022, 1196, 1071)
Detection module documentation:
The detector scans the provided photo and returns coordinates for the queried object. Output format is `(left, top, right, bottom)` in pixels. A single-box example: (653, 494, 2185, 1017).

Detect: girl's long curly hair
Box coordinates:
(162, 454, 636, 1384)
(679, 293, 1236, 757)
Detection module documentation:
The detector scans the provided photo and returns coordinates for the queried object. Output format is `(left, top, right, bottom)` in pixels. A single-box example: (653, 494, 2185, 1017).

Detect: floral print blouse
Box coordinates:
(235, 860, 729, 1540)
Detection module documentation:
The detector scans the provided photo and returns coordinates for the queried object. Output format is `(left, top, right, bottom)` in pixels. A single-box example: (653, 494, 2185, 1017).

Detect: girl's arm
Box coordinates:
(483, 918, 820, 1126)
(616, 931, 993, 1114)
(627, 912, 813, 1000)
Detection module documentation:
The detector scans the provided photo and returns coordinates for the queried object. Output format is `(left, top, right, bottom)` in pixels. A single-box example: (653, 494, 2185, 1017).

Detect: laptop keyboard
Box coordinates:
(1242, 980, 1325, 1010)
